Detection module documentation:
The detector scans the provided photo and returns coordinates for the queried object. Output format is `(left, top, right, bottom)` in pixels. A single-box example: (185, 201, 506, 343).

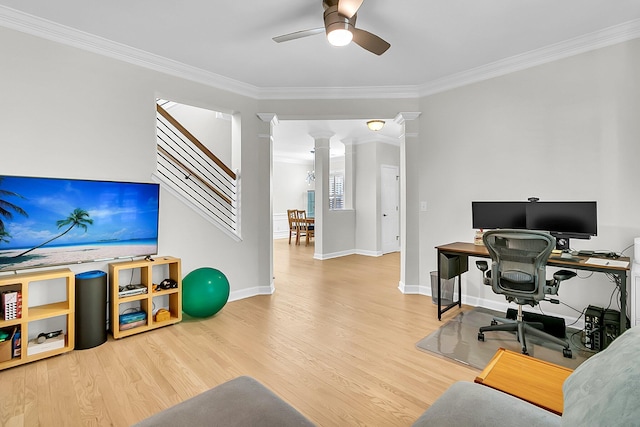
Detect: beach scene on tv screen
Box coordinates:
(0, 176, 159, 271)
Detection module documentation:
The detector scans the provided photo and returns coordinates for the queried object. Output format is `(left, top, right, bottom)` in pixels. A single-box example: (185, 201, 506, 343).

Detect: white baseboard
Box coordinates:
(355, 249, 383, 257)
(313, 248, 383, 260)
(314, 249, 354, 260)
(229, 283, 274, 302)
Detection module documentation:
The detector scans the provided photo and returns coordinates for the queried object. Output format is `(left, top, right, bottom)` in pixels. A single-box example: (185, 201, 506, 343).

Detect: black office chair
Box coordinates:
(475, 229, 576, 358)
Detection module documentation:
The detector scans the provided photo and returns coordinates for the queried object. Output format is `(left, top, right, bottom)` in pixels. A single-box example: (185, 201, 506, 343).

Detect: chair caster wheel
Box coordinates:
(490, 320, 498, 326)
(563, 348, 572, 358)
(477, 332, 485, 342)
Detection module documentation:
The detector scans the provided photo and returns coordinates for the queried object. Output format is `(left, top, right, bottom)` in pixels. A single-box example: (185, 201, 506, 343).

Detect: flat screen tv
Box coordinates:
(0, 175, 160, 272)
(471, 201, 527, 230)
(526, 201, 597, 239)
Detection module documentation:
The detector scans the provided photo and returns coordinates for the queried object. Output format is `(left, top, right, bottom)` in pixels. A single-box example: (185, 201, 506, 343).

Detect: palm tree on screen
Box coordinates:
(13, 208, 93, 257)
(0, 178, 29, 235)
(0, 229, 11, 244)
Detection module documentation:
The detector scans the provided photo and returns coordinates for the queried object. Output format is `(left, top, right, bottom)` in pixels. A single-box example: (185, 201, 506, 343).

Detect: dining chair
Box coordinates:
(297, 210, 314, 246)
(287, 209, 300, 245)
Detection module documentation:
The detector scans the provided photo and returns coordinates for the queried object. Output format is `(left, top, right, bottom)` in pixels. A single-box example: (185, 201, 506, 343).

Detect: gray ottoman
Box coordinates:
(132, 376, 315, 427)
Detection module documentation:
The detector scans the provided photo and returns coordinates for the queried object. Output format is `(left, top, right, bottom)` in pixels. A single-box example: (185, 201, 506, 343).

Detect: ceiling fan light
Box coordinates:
(367, 120, 385, 131)
(327, 28, 353, 46)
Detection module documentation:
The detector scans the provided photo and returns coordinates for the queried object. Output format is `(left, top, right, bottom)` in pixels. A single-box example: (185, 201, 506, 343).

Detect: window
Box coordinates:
(329, 173, 344, 210)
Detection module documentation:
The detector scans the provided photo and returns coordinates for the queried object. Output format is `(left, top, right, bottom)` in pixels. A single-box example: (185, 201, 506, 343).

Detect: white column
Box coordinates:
(310, 131, 333, 259)
(343, 138, 355, 210)
(257, 113, 278, 293)
(397, 112, 422, 293)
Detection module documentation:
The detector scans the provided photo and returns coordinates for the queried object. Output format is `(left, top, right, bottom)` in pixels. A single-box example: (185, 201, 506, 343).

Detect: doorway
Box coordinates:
(381, 164, 400, 254)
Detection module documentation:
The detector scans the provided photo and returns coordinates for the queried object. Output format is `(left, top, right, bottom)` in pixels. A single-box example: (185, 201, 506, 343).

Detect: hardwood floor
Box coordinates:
(0, 240, 477, 426)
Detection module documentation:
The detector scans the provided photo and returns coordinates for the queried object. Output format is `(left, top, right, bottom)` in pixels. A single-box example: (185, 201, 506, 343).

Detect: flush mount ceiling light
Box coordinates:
(327, 27, 353, 46)
(367, 120, 385, 131)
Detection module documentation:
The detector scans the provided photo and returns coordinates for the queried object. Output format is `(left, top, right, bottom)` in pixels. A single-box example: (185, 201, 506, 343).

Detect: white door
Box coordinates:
(381, 165, 400, 254)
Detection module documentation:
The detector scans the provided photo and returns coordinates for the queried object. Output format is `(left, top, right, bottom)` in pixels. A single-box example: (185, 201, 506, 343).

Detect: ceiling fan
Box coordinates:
(272, 0, 390, 55)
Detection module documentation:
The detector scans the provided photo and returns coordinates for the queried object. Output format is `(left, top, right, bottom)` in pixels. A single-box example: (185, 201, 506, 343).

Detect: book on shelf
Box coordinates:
(2, 290, 22, 320)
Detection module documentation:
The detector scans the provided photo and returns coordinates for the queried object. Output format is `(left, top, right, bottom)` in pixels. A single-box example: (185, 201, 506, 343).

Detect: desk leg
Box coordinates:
(437, 249, 442, 320)
(618, 271, 627, 333)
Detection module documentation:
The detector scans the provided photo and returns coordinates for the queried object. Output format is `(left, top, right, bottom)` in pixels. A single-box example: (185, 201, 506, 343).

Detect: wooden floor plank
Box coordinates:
(0, 240, 477, 426)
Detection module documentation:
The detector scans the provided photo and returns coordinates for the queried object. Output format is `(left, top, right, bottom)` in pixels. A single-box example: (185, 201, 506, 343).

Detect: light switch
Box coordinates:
(420, 201, 427, 212)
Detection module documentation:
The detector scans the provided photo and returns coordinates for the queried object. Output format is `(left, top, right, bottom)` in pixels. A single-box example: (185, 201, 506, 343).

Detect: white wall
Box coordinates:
(354, 141, 400, 255)
(165, 102, 233, 167)
(0, 26, 272, 300)
(272, 160, 314, 239)
(273, 160, 314, 214)
(418, 38, 640, 323)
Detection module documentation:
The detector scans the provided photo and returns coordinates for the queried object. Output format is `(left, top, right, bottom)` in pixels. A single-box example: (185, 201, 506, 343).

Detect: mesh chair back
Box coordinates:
(482, 229, 555, 303)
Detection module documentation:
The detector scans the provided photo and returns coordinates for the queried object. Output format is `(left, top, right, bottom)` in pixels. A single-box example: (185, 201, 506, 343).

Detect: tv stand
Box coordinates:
(0, 269, 75, 370)
(108, 256, 182, 339)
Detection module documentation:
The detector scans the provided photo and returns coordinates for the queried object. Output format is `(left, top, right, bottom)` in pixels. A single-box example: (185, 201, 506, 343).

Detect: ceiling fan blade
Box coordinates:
(352, 28, 390, 55)
(273, 27, 325, 43)
(337, 0, 364, 19)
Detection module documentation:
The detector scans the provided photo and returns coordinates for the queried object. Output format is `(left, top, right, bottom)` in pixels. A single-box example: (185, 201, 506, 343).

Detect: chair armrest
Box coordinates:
(553, 269, 577, 282)
(476, 261, 491, 285)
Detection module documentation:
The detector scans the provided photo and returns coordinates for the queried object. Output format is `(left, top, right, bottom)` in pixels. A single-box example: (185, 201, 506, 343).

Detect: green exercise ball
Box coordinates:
(182, 267, 230, 318)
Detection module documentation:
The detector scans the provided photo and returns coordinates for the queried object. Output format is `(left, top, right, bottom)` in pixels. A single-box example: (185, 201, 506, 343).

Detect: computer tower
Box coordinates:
(584, 306, 623, 351)
(584, 305, 604, 351)
(602, 309, 621, 350)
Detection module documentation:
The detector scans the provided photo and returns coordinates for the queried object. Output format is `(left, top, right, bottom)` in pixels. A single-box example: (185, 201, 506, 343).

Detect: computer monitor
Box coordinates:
(525, 201, 597, 239)
(472, 201, 527, 230)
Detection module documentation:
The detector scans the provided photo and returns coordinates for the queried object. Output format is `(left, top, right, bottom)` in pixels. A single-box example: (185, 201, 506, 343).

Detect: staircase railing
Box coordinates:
(155, 103, 239, 238)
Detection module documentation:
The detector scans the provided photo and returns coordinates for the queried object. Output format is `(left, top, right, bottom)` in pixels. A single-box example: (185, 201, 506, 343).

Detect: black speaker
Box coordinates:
(75, 270, 107, 350)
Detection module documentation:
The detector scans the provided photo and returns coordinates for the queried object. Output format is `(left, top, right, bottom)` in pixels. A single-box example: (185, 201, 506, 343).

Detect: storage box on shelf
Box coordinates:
(109, 256, 182, 339)
(0, 268, 75, 370)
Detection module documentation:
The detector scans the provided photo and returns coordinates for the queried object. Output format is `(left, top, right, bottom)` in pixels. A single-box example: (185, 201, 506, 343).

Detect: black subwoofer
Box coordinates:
(75, 270, 107, 349)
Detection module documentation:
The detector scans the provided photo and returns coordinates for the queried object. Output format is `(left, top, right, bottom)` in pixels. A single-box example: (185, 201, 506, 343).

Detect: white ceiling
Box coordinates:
(1, 0, 639, 161)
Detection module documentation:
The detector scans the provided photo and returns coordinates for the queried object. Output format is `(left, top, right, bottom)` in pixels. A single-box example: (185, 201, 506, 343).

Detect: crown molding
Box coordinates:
(2, 6, 639, 101)
(347, 134, 401, 146)
(0, 5, 261, 99)
(254, 85, 420, 100)
(418, 19, 640, 97)
(257, 113, 279, 125)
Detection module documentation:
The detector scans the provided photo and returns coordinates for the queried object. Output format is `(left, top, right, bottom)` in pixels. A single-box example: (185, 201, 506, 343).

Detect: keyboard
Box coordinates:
(549, 256, 581, 263)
